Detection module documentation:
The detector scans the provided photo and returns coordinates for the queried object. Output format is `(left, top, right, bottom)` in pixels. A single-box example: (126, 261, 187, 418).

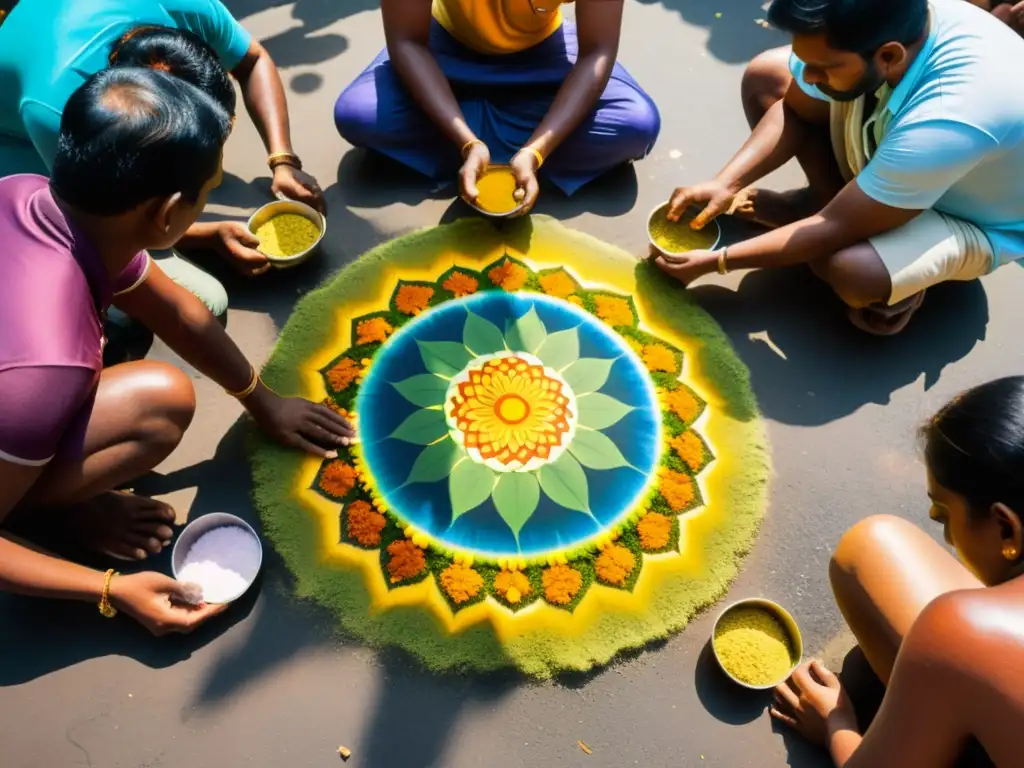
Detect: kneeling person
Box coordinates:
(657, 0, 1024, 334)
(334, 0, 661, 212)
(0, 69, 352, 635)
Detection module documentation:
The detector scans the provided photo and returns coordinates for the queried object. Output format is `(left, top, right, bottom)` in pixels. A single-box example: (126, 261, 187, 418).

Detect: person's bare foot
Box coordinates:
(731, 187, 821, 229)
(848, 292, 926, 336)
(59, 491, 177, 561)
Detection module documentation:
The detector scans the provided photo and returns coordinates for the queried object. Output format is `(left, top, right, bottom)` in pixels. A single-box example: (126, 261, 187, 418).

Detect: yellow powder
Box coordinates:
(713, 607, 795, 686)
(254, 213, 321, 259)
(475, 167, 520, 214)
(648, 210, 718, 254)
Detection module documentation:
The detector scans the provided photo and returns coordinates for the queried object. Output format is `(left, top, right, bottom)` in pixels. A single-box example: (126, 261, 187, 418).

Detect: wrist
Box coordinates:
(826, 709, 860, 738)
(242, 380, 276, 416)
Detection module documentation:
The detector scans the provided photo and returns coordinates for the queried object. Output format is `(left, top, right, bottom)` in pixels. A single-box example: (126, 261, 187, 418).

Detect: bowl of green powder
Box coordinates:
(647, 203, 721, 257)
(711, 598, 803, 690)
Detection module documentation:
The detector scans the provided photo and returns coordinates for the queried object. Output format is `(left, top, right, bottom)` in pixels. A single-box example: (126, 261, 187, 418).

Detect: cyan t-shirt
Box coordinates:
(0, 0, 251, 176)
(790, 0, 1024, 267)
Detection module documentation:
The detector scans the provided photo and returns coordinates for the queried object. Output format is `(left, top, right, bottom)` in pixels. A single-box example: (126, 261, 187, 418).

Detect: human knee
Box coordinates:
(334, 82, 377, 148)
(129, 362, 196, 450)
(597, 92, 661, 164)
(830, 515, 916, 589)
(813, 245, 890, 308)
(741, 48, 792, 125)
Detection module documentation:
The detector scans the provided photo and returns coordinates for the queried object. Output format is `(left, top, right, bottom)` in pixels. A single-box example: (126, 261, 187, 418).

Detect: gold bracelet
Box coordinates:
(267, 151, 302, 171)
(717, 248, 730, 275)
(521, 146, 545, 170)
(99, 569, 119, 618)
(460, 138, 484, 158)
(225, 367, 260, 399)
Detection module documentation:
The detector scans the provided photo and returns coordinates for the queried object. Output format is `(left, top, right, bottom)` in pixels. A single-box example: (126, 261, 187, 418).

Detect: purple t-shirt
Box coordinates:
(0, 174, 149, 466)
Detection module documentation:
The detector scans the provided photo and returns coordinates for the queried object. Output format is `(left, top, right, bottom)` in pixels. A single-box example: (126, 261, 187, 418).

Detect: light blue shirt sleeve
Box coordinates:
(170, 0, 253, 71)
(788, 54, 830, 103)
(857, 119, 997, 210)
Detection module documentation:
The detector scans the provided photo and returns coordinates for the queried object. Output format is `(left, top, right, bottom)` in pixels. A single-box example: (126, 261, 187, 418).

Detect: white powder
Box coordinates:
(177, 525, 262, 604)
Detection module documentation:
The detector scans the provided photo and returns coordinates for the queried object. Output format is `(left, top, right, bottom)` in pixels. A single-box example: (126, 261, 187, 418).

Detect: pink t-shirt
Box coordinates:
(0, 174, 149, 466)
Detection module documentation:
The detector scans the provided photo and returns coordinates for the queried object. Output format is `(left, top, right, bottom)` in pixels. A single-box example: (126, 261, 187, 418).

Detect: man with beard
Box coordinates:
(653, 0, 1024, 334)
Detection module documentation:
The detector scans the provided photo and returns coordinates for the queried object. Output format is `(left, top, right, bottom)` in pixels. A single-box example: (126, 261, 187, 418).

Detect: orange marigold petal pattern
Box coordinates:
(661, 470, 695, 512)
(488, 261, 529, 291)
(395, 284, 434, 315)
(595, 544, 637, 586)
(442, 271, 479, 297)
(637, 513, 673, 551)
(594, 295, 634, 327)
(319, 460, 357, 498)
(385, 539, 427, 583)
(326, 358, 361, 392)
(670, 431, 705, 471)
(566, 295, 585, 307)
(494, 570, 532, 604)
(542, 563, 584, 605)
(642, 344, 677, 373)
(355, 317, 394, 346)
(539, 271, 577, 299)
(666, 388, 701, 423)
(439, 563, 485, 604)
(346, 500, 387, 547)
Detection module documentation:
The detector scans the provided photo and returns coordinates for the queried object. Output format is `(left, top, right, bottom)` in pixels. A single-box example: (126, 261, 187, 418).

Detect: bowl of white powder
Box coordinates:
(171, 513, 263, 605)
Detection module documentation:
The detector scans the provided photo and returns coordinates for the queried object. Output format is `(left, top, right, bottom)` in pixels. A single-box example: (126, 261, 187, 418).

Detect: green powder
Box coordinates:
(648, 210, 718, 254)
(714, 607, 795, 686)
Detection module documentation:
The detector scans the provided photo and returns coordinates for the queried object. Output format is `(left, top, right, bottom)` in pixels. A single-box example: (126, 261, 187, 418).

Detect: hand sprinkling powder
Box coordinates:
(177, 526, 262, 604)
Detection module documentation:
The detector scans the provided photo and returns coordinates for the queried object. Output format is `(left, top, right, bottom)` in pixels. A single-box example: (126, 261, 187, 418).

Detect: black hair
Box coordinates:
(51, 68, 230, 216)
(923, 377, 1024, 519)
(109, 25, 236, 117)
(767, 0, 928, 57)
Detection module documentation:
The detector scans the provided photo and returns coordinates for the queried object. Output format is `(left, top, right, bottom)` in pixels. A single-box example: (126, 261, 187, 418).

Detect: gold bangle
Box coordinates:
(521, 146, 544, 170)
(226, 367, 260, 399)
(717, 248, 730, 275)
(460, 138, 484, 158)
(99, 569, 119, 618)
(267, 151, 302, 171)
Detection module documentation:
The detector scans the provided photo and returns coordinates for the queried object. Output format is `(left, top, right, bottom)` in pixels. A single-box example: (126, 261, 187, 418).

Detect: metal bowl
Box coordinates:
(247, 199, 325, 269)
(171, 512, 263, 605)
(647, 202, 722, 256)
(711, 598, 803, 690)
(467, 165, 526, 219)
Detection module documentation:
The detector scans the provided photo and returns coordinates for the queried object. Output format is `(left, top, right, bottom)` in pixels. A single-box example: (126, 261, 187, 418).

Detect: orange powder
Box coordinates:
(475, 167, 520, 214)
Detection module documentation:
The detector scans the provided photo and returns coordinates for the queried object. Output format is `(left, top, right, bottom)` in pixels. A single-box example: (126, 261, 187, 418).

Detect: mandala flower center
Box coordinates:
(495, 394, 530, 424)
(445, 352, 578, 473)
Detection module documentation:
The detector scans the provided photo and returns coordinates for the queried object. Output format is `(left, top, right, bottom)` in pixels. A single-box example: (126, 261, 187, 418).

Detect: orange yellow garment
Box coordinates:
(432, 0, 569, 55)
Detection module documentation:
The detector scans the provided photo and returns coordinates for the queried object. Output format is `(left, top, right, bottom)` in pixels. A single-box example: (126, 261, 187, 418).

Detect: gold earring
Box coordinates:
(1003, 545, 1019, 561)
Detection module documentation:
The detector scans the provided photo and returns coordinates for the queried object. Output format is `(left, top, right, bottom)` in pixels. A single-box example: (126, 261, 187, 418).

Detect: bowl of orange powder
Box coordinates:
(468, 165, 526, 218)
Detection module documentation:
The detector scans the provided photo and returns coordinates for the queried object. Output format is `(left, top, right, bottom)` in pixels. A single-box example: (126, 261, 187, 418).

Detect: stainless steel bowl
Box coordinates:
(647, 202, 722, 256)
(171, 512, 263, 604)
(467, 165, 527, 219)
(711, 597, 803, 690)
(247, 199, 325, 269)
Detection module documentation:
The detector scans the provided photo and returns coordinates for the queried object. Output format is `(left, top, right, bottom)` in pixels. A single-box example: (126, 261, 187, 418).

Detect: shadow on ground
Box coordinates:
(688, 220, 990, 426)
(636, 0, 786, 63)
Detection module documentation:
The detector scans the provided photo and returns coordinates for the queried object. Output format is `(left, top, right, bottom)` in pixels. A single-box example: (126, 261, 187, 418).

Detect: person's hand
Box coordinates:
(247, 387, 356, 457)
(651, 248, 720, 286)
(667, 179, 740, 230)
(109, 571, 228, 636)
(211, 221, 270, 277)
(508, 149, 541, 215)
(272, 164, 326, 214)
(771, 660, 859, 747)
(459, 140, 491, 206)
(1008, 1, 1024, 33)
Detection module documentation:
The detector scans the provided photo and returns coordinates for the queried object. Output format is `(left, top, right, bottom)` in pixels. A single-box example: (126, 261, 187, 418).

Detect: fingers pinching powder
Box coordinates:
(176, 526, 262, 604)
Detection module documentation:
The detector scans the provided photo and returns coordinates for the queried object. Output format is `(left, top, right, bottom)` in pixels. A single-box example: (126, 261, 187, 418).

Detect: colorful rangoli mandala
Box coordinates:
(250, 218, 769, 677)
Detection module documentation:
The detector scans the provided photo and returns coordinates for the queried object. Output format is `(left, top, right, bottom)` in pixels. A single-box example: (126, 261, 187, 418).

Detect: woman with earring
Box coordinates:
(333, 0, 661, 214)
(771, 376, 1024, 767)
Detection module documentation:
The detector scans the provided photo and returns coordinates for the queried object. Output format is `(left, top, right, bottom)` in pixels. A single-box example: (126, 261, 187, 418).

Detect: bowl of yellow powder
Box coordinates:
(247, 200, 325, 269)
(468, 165, 526, 218)
(711, 598, 803, 690)
(647, 203, 721, 257)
